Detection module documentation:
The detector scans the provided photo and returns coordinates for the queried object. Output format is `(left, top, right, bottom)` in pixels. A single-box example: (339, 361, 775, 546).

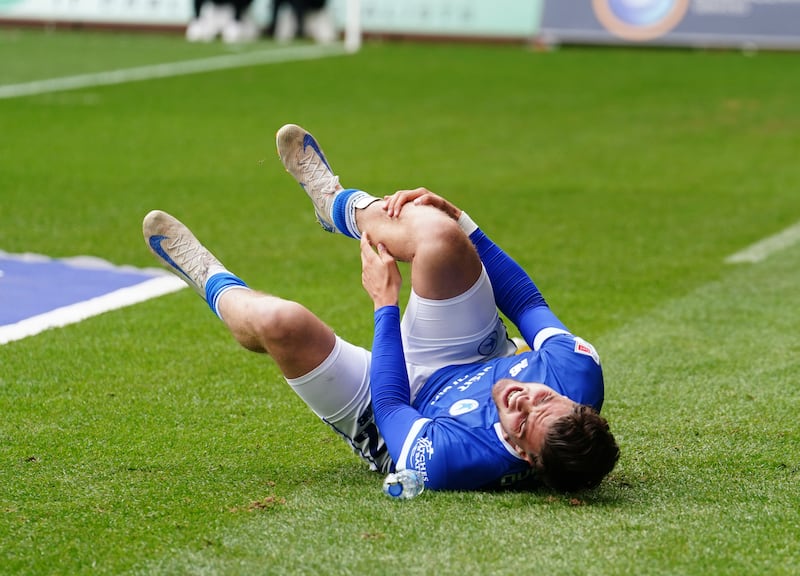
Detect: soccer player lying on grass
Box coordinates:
(143, 124, 619, 492)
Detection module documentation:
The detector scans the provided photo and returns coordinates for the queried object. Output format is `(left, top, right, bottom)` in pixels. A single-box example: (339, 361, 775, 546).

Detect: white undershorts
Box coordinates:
(285, 266, 516, 471)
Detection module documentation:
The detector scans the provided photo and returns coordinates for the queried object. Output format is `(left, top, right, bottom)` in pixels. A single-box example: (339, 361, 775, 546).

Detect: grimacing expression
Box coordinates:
(491, 379, 577, 465)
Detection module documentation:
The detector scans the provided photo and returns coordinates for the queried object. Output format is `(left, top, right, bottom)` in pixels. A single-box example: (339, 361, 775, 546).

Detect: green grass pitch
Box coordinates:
(1, 28, 799, 575)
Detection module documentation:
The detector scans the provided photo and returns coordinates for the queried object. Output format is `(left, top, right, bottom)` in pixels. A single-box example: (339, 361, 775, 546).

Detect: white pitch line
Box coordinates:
(0, 43, 347, 100)
(725, 219, 800, 264)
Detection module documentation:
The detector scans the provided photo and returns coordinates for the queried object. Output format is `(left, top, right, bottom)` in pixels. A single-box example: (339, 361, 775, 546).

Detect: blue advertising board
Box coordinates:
(540, 0, 800, 49)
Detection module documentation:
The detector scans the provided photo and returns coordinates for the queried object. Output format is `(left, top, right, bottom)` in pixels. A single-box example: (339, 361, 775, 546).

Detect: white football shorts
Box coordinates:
(284, 265, 515, 472)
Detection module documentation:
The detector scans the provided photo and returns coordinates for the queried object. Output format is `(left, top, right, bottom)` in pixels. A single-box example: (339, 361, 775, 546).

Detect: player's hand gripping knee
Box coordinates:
(382, 187, 462, 221)
(360, 233, 402, 310)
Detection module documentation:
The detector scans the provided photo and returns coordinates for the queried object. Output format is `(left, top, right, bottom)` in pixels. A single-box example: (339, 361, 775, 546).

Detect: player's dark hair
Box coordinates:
(535, 405, 619, 492)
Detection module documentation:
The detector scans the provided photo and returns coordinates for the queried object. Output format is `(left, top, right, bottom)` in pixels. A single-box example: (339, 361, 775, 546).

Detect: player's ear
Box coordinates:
(526, 450, 544, 472)
(515, 444, 535, 466)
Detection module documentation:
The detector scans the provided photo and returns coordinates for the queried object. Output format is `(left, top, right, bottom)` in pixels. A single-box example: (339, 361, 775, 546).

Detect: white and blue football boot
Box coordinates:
(143, 210, 223, 299)
(276, 123, 344, 233)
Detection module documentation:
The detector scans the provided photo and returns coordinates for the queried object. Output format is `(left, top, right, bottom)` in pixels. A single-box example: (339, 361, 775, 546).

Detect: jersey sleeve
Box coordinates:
(468, 227, 569, 346)
(370, 306, 432, 468)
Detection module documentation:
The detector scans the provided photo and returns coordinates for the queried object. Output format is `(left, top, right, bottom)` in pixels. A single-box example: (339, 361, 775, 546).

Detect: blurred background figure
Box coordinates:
(186, 0, 260, 44)
(265, 0, 336, 44)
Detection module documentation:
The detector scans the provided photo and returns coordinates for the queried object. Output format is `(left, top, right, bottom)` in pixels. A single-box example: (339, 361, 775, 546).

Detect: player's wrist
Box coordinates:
(457, 211, 479, 235)
(373, 292, 399, 309)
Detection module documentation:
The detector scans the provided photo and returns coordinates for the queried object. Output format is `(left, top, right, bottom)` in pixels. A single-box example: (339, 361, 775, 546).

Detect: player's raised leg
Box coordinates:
(142, 210, 334, 378)
(277, 123, 379, 237)
(276, 123, 481, 299)
(276, 123, 514, 367)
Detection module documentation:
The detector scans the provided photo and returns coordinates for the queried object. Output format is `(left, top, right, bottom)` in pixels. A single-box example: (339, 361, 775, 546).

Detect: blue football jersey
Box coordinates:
(389, 333, 603, 490)
(369, 225, 605, 491)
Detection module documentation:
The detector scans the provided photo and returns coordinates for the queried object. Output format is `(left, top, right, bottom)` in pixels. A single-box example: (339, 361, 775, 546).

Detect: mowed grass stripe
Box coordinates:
(0, 43, 347, 100)
(595, 242, 800, 573)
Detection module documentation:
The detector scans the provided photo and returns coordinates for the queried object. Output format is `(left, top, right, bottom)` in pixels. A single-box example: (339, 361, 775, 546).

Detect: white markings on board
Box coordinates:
(0, 44, 346, 100)
(725, 219, 800, 264)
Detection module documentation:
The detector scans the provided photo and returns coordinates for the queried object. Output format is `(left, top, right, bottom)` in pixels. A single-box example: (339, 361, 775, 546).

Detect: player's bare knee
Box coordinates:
(250, 299, 309, 348)
(418, 211, 467, 252)
(409, 205, 460, 238)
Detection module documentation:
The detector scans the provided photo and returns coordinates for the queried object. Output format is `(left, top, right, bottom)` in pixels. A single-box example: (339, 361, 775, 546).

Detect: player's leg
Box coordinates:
(217, 288, 387, 470)
(353, 199, 514, 389)
(215, 290, 335, 378)
(276, 124, 515, 378)
(142, 209, 333, 377)
(142, 210, 390, 468)
(360, 200, 482, 299)
(275, 123, 481, 300)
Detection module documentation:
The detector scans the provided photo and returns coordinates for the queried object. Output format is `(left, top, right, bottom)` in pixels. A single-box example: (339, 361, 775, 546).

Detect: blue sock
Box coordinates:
(204, 272, 248, 319)
(332, 188, 379, 239)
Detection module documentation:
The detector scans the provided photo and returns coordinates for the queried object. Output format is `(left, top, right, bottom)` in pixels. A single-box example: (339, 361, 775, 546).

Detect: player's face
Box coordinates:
(492, 379, 577, 465)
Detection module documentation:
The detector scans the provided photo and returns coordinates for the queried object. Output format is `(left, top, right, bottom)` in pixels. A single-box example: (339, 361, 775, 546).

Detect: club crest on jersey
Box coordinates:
(449, 399, 479, 416)
(478, 332, 498, 356)
(574, 337, 600, 365)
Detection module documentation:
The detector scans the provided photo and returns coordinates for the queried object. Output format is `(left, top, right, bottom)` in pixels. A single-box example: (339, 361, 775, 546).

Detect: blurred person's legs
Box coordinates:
(187, 0, 258, 43)
(265, 0, 333, 43)
(222, 0, 260, 43)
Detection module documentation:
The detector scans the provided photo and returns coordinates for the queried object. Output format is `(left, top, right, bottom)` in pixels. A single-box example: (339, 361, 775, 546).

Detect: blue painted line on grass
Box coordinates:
(0, 256, 153, 324)
(0, 252, 186, 344)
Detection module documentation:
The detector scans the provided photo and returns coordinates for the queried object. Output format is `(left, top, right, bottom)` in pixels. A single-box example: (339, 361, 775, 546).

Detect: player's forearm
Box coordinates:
(467, 227, 570, 344)
(370, 306, 424, 461)
(468, 228, 546, 319)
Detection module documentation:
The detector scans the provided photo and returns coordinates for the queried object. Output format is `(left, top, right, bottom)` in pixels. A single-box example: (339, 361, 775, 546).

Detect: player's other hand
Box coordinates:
(360, 233, 402, 310)
(382, 187, 462, 221)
